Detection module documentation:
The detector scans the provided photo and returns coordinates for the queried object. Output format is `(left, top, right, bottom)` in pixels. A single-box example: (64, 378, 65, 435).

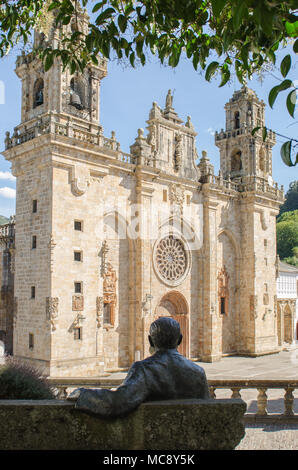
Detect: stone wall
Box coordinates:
(0, 399, 246, 450)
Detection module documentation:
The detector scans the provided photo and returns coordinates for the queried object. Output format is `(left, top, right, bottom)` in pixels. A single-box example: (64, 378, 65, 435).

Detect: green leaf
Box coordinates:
(129, 51, 135, 67)
(192, 53, 199, 71)
(48, 1, 61, 12)
(95, 8, 115, 25)
(294, 39, 298, 53)
(252, 126, 261, 136)
(286, 90, 296, 118)
(235, 60, 245, 84)
(219, 66, 230, 87)
(268, 80, 292, 108)
(268, 86, 279, 108)
(44, 54, 54, 71)
(92, 1, 107, 13)
(280, 54, 291, 78)
(118, 14, 127, 33)
(280, 140, 293, 167)
(233, 2, 247, 30)
(205, 61, 219, 81)
(70, 60, 77, 75)
(285, 21, 298, 37)
(262, 126, 267, 142)
(279, 79, 293, 91)
(211, 0, 226, 17)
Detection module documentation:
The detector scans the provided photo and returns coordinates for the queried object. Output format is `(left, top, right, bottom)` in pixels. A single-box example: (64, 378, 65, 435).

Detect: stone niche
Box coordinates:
(0, 399, 247, 450)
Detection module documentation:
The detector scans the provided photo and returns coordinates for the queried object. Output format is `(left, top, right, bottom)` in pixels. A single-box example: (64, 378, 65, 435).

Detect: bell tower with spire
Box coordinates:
(215, 86, 276, 182)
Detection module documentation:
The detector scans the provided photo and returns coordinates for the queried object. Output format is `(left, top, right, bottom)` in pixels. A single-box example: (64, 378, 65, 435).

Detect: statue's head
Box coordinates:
(148, 317, 182, 351)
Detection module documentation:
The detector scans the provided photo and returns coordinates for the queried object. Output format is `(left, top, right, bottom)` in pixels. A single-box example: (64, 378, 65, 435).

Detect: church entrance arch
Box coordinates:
(155, 291, 189, 357)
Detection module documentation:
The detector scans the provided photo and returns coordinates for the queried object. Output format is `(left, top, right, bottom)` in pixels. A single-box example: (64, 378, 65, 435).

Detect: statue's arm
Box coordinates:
(68, 362, 148, 417)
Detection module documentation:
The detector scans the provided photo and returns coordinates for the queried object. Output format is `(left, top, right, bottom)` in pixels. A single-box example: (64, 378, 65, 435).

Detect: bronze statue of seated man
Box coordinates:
(68, 317, 210, 417)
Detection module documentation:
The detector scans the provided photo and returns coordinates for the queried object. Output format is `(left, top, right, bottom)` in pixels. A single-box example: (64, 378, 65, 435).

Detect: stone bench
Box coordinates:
(0, 398, 246, 450)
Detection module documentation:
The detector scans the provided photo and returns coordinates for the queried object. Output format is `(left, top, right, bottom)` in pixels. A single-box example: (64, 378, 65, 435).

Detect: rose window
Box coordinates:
(155, 236, 187, 282)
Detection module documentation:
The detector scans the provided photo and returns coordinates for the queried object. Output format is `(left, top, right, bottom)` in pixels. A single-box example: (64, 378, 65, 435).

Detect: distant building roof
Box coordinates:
(279, 260, 298, 274)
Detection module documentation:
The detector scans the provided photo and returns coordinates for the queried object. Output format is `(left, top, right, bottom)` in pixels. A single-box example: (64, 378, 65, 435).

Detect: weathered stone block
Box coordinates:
(0, 399, 246, 450)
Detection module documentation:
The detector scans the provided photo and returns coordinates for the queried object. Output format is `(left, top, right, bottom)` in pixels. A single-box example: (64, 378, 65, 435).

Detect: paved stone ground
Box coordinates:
(103, 348, 298, 450)
(236, 423, 298, 450)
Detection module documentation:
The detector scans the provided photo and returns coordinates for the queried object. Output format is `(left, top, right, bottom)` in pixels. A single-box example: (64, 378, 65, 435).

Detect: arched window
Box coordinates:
(70, 77, 84, 110)
(259, 147, 266, 172)
(33, 78, 44, 108)
(234, 111, 240, 129)
(231, 150, 242, 172)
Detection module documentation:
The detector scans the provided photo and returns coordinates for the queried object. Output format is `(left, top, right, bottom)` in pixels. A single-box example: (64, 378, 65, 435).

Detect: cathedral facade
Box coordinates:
(2, 10, 285, 377)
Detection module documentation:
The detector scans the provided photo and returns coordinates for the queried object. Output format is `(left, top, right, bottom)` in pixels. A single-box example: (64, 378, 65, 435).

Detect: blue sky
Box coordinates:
(0, 42, 297, 218)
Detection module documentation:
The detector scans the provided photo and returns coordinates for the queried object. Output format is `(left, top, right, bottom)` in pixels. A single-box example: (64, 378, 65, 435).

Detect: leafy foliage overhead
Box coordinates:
(0, 1, 297, 164)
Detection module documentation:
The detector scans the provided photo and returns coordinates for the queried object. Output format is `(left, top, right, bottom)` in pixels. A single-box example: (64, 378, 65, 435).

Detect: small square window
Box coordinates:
(74, 220, 82, 231)
(74, 282, 82, 294)
(29, 333, 34, 350)
(74, 327, 82, 340)
(32, 236, 37, 249)
(187, 195, 191, 205)
(31, 286, 35, 299)
(74, 251, 82, 262)
(32, 200, 37, 213)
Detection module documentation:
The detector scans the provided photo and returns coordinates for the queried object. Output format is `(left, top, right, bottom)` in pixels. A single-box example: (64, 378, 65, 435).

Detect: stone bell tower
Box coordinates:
(15, 5, 107, 127)
(3, 6, 110, 377)
(215, 86, 276, 181)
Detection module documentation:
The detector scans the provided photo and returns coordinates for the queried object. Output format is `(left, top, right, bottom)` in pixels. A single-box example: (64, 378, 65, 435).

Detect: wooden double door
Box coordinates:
(155, 291, 189, 357)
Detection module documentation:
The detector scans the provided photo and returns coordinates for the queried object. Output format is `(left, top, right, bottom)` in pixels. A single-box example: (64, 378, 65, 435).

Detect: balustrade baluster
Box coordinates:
(209, 386, 216, 399)
(231, 387, 242, 399)
(256, 388, 268, 415)
(283, 387, 294, 416)
(57, 386, 68, 399)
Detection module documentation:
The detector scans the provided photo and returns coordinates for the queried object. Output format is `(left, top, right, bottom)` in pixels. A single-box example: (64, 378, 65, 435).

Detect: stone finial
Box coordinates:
(185, 115, 194, 129)
(137, 128, 145, 139)
(201, 150, 209, 161)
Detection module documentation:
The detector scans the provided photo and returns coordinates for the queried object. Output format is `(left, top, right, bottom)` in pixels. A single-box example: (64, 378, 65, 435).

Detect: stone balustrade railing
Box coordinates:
(209, 379, 297, 419)
(208, 173, 284, 199)
(215, 126, 276, 143)
(4, 116, 140, 166)
(49, 378, 297, 420)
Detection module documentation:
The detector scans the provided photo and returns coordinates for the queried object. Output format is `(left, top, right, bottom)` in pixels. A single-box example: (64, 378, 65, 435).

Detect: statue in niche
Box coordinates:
(68, 317, 210, 416)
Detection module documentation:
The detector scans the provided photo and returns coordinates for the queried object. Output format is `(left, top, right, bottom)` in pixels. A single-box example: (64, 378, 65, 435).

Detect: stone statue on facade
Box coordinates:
(68, 317, 210, 417)
(165, 89, 173, 108)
